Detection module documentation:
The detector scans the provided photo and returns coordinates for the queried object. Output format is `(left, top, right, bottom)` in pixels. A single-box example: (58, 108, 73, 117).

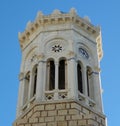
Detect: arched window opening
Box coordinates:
(24, 72, 30, 104)
(77, 63, 83, 93)
(47, 60, 55, 90)
(59, 59, 66, 90)
(33, 67, 37, 96)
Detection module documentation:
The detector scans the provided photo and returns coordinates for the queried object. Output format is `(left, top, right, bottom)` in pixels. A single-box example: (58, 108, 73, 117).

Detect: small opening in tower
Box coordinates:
(59, 59, 65, 90)
(49, 60, 55, 90)
(77, 63, 83, 93)
(33, 67, 37, 96)
(86, 67, 90, 97)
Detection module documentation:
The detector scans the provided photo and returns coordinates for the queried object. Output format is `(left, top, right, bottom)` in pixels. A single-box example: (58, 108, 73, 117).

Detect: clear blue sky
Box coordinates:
(0, 0, 120, 126)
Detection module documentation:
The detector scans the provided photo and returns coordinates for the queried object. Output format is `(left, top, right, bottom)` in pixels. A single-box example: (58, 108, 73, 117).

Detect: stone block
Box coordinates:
(48, 110, 57, 116)
(84, 113, 96, 120)
(71, 103, 81, 110)
(56, 103, 65, 109)
(65, 115, 71, 120)
(69, 121, 77, 126)
(58, 110, 67, 115)
(82, 108, 89, 114)
(47, 122, 56, 126)
(69, 109, 79, 115)
(56, 116, 65, 121)
(45, 104, 55, 110)
(34, 105, 44, 112)
(17, 119, 28, 125)
(88, 119, 98, 126)
(72, 115, 82, 120)
(41, 111, 47, 117)
(29, 118, 38, 123)
(39, 117, 44, 122)
(31, 112, 40, 118)
(32, 123, 46, 126)
(66, 103, 70, 109)
(78, 120, 87, 125)
(25, 124, 31, 126)
(57, 121, 67, 126)
(45, 117, 54, 122)
(27, 110, 33, 118)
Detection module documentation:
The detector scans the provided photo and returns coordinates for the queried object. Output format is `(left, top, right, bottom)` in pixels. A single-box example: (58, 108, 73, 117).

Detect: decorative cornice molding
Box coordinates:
(18, 8, 103, 61)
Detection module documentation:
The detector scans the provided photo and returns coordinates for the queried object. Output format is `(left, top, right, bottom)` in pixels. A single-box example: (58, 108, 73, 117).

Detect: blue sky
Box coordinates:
(0, 0, 120, 126)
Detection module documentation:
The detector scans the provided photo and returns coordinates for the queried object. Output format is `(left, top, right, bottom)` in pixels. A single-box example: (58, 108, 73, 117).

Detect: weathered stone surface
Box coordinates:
(14, 101, 106, 126)
(45, 104, 55, 110)
(58, 110, 67, 115)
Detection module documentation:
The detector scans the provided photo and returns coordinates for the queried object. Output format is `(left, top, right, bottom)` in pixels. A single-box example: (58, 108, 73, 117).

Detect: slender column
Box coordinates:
(67, 58, 77, 99)
(82, 65, 89, 105)
(36, 61, 43, 101)
(42, 61, 47, 100)
(92, 71, 103, 112)
(54, 61, 59, 99)
(16, 73, 25, 117)
(28, 71, 33, 101)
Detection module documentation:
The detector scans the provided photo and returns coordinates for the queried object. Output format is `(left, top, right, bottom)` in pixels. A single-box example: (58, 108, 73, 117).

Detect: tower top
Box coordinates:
(18, 8, 103, 60)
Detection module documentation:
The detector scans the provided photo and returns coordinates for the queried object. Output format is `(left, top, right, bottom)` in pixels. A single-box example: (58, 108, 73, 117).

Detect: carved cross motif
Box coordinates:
(52, 45, 62, 52)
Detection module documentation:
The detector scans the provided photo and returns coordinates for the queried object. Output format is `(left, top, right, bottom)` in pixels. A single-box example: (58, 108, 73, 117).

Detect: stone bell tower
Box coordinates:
(13, 8, 106, 126)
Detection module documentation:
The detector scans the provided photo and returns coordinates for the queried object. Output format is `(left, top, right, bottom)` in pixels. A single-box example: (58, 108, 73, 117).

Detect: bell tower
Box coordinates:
(13, 9, 106, 126)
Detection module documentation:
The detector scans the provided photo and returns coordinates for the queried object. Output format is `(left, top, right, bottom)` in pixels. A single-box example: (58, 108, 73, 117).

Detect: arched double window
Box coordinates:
(46, 60, 55, 90)
(77, 63, 83, 93)
(58, 59, 67, 90)
(24, 72, 30, 104)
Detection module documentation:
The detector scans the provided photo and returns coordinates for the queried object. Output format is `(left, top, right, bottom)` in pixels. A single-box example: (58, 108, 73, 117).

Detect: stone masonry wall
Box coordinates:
(13, 100, 106, 126)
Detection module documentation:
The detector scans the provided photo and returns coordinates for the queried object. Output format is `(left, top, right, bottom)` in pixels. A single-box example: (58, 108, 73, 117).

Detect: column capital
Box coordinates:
(55, 61, 59, 65)
(18, 72, 24, 81)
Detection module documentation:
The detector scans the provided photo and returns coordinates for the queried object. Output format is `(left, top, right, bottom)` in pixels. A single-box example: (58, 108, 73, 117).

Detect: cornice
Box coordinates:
(18, 8, 103, 60)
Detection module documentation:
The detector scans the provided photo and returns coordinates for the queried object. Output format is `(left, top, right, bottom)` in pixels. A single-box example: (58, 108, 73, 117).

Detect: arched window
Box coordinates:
(33, 67, 37, 96)
(46, 60, 55, 90)
(24, 72, 30, 104)
(77, 63, 83, 93)
(59, 59, 66, 90)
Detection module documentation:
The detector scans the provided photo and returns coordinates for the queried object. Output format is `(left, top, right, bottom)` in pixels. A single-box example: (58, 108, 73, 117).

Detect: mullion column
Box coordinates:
(67, 58, 77, 99)
(28, 71, 33, 103)
(36, 61, 43, 101)
(16, 76, 24, 117)
(92, 70, 103, 112)
(54, 61, 59, 99)
(82, 65, 89, 105)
